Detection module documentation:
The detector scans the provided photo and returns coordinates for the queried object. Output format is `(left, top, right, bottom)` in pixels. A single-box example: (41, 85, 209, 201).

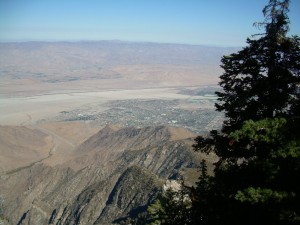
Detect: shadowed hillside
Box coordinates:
(0, 125, 216, 225)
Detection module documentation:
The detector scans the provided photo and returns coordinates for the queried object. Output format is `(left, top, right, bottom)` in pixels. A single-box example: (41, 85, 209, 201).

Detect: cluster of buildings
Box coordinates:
(56, 98, 223, 134)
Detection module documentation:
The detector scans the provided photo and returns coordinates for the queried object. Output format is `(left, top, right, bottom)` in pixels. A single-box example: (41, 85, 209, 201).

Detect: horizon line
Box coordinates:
(0, 39, 243, 48)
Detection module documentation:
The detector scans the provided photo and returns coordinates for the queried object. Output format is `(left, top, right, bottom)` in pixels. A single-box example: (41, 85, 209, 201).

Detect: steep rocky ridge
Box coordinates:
(94, 165, 163, 225)
(0, 125, 214, 224)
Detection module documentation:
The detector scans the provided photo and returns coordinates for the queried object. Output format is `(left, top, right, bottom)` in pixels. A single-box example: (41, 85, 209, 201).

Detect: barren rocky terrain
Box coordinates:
(0, 41, 228, 224)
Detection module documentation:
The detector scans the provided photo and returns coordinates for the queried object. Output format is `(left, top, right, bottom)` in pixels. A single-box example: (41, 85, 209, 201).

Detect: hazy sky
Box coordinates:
(0, 0, 299, 46)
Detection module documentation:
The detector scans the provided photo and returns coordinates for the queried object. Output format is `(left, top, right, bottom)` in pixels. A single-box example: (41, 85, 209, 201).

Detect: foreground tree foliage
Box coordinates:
(216, 0, 300, 133)
(193, 118, 300, 225)
(192, 0, 300, 224)
(144, 1, 300, 225)
(147, 186, 192, 225)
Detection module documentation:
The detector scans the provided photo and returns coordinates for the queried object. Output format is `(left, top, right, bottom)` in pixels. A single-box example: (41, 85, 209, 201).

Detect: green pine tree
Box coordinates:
(215, 0, 300, 133)
(192, 1, 300, 225)
(141, 1, 299, 224)
(147, 185, 192, 225)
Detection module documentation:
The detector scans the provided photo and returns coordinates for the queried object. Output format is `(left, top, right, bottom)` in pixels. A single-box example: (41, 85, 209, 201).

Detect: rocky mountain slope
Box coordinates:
(0, 125, 215, 225)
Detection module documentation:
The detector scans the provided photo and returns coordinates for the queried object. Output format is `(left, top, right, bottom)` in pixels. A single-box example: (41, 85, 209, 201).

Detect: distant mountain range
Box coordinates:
(0, 41, 239, 66)
(0, 41, 239, 93)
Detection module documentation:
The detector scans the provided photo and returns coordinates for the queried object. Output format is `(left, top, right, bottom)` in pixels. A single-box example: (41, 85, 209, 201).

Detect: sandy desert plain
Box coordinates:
(0, 41, 233, 173)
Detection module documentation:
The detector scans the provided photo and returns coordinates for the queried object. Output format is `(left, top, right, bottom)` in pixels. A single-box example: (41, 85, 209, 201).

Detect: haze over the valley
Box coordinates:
(0, 40, 230, 225)
(0, 41, 234, 128)
(0, 40, 231, 170)
(2, 0, 299, 224)
(0, 41, 226, 224)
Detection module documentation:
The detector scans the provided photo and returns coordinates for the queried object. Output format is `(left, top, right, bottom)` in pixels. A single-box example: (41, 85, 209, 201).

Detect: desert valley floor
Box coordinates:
(0, 41, 229, 224)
